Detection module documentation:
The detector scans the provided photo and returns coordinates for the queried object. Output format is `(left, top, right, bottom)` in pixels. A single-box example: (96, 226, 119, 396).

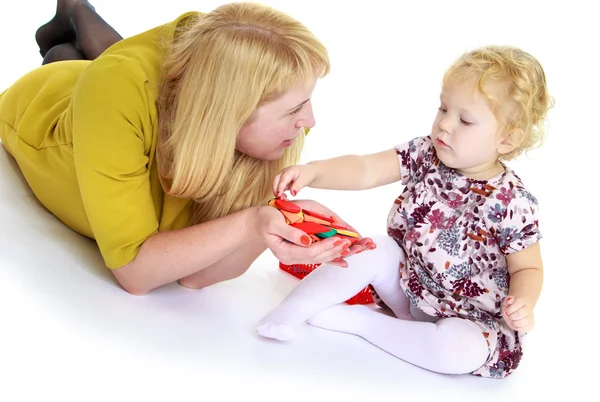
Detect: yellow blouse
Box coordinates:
(0, 12, 200, 269)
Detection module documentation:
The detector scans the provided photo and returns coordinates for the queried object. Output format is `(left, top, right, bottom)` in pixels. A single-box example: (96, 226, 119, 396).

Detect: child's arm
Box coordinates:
(502, 242, 544, 333)
(273, 148, 400, 197)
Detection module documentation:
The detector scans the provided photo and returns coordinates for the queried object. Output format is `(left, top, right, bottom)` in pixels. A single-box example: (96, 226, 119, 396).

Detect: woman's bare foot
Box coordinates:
(35, 0, 92, 57)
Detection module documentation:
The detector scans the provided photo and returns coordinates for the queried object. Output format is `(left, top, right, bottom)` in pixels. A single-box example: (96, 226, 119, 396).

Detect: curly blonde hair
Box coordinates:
(443, 45, 555, 160)
(156, 3, 330, 224)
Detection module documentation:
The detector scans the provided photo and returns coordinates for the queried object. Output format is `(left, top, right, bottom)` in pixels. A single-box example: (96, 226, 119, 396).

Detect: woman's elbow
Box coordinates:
(110, 262, 151, 296)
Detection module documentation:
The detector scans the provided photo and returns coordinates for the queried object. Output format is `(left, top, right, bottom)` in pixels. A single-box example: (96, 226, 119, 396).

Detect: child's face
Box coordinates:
(431, 79, 507, 179)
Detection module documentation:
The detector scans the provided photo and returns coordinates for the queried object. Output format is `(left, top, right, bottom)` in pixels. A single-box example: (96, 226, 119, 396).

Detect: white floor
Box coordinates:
(1, 1, 596, 401)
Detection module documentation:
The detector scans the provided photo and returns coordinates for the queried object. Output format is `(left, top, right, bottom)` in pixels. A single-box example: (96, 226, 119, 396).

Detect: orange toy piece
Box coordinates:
(268, 197, 374, 305)
(303, 214, 331, 226)
(302, 209, 335, 223)
(280, 209, 304, 224)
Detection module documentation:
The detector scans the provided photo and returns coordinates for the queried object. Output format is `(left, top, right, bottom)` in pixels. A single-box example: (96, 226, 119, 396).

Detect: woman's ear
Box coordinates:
(498, 128, 524, 155)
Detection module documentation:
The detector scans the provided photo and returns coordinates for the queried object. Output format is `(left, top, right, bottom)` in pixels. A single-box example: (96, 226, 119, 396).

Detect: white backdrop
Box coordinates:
(0, 1, 596, 401)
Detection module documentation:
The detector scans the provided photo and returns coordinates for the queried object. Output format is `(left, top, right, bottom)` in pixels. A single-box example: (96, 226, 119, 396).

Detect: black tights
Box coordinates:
(35, 0, 123, 65)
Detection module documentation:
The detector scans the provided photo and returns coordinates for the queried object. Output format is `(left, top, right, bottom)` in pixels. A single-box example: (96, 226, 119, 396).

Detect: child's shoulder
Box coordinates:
(485, 166, 542, 253)
(394, 135, 436, 164)
(483, 166, 540, 235)
(400, 135, 434, 153)
(394, 136, 438, 185)
(492, 166, 539, 207)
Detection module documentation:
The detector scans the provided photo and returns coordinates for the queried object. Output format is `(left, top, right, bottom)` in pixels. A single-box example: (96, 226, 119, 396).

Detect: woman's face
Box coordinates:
(237, 79, 318, 161)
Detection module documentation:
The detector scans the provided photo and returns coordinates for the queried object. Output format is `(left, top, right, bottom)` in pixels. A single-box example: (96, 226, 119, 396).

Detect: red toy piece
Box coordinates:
(291, 221, 331, 235)
(278, 262, 374, 305)
(330, 222, 349, 230)
(274, 198, 301, 213)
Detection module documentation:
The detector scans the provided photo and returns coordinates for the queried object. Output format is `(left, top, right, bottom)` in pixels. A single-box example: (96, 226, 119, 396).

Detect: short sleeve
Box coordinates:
(394, 135, 436, 186)
(71, 58, 159, 269)
(491, 184, 542, 255)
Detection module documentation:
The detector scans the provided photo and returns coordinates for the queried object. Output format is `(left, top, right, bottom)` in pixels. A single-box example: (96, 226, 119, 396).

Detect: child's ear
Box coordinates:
(498, 128, 524, 155)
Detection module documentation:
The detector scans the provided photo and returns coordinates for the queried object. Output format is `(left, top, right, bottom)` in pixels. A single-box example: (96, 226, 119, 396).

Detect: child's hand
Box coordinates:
(273, 164, 317, 198)
(502, 296, 534, 333)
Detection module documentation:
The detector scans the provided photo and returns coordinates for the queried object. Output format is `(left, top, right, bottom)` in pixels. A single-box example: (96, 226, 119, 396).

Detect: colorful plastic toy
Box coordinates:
(268, 197, 360, 245)
(269, 197, 374, 305)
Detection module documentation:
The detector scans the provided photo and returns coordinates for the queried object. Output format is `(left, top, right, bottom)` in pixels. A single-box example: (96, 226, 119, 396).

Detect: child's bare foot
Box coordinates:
(35, 0, 92, 57)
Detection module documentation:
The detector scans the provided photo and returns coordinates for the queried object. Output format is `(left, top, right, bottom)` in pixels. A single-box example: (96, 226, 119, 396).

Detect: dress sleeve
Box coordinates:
(394, 135, 436, 187)
(491, 184, 542, 255)
(71, 58, 159, 269)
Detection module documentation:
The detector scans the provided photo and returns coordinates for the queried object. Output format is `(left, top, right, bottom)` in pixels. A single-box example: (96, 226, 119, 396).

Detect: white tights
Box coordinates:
(257, 235, 490, 375)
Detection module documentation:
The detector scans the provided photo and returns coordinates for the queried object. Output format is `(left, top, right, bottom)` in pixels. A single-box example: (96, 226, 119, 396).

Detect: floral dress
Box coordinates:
(385, 136, 542, 379)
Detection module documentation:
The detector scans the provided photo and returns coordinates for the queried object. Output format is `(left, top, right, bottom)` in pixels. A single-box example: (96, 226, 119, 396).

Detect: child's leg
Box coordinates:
(257, 235, 412, 341)
(308, 304, 490, 375)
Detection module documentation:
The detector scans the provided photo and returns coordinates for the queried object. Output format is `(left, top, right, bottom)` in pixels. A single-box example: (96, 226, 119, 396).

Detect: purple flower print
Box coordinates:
(428, 209, 447, 230)
(405, 229, 421, 244)
(446, 192, 464, 209)
(451, 277, 488, 298)
(387, 226, 404, 241)
(496, 187, 515, 207)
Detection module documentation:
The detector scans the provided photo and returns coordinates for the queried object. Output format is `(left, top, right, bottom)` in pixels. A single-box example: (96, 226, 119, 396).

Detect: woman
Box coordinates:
(0, 0, 373, 295)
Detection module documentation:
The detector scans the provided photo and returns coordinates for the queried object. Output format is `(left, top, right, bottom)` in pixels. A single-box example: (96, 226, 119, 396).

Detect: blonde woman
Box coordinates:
(0, 0, 373, 295)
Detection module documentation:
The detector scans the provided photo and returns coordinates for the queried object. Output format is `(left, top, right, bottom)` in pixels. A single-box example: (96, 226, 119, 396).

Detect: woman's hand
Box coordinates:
(253, 199, 376, 268)
(252, 206, 355, 267)
(292, 199, 376, 262)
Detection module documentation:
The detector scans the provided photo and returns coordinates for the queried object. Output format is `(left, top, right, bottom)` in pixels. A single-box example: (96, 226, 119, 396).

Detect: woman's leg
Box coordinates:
(35, 0, 123, 61)
(42, 43, 84, 65)
(256, 235, 413, 340)
(307, 304, 490, 375)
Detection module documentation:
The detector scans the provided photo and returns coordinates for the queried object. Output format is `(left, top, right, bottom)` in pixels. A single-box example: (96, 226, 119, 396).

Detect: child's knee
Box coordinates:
(371, 235, 405, 268)
(434, 318, 489, 372)
(369, 234, 402, 256)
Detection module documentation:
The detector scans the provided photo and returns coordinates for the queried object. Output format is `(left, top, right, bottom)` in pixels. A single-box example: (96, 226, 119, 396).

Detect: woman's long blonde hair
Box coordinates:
(156, 3, 330, 224)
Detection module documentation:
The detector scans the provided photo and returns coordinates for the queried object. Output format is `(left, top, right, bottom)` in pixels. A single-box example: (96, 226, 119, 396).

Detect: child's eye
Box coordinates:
(291, 105, 304, 115)
(460, 119, 473, 126)
(438, 107, 447, 113)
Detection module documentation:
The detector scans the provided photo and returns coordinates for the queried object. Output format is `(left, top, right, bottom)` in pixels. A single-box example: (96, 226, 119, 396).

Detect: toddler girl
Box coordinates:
(256, 45, 553, 379)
